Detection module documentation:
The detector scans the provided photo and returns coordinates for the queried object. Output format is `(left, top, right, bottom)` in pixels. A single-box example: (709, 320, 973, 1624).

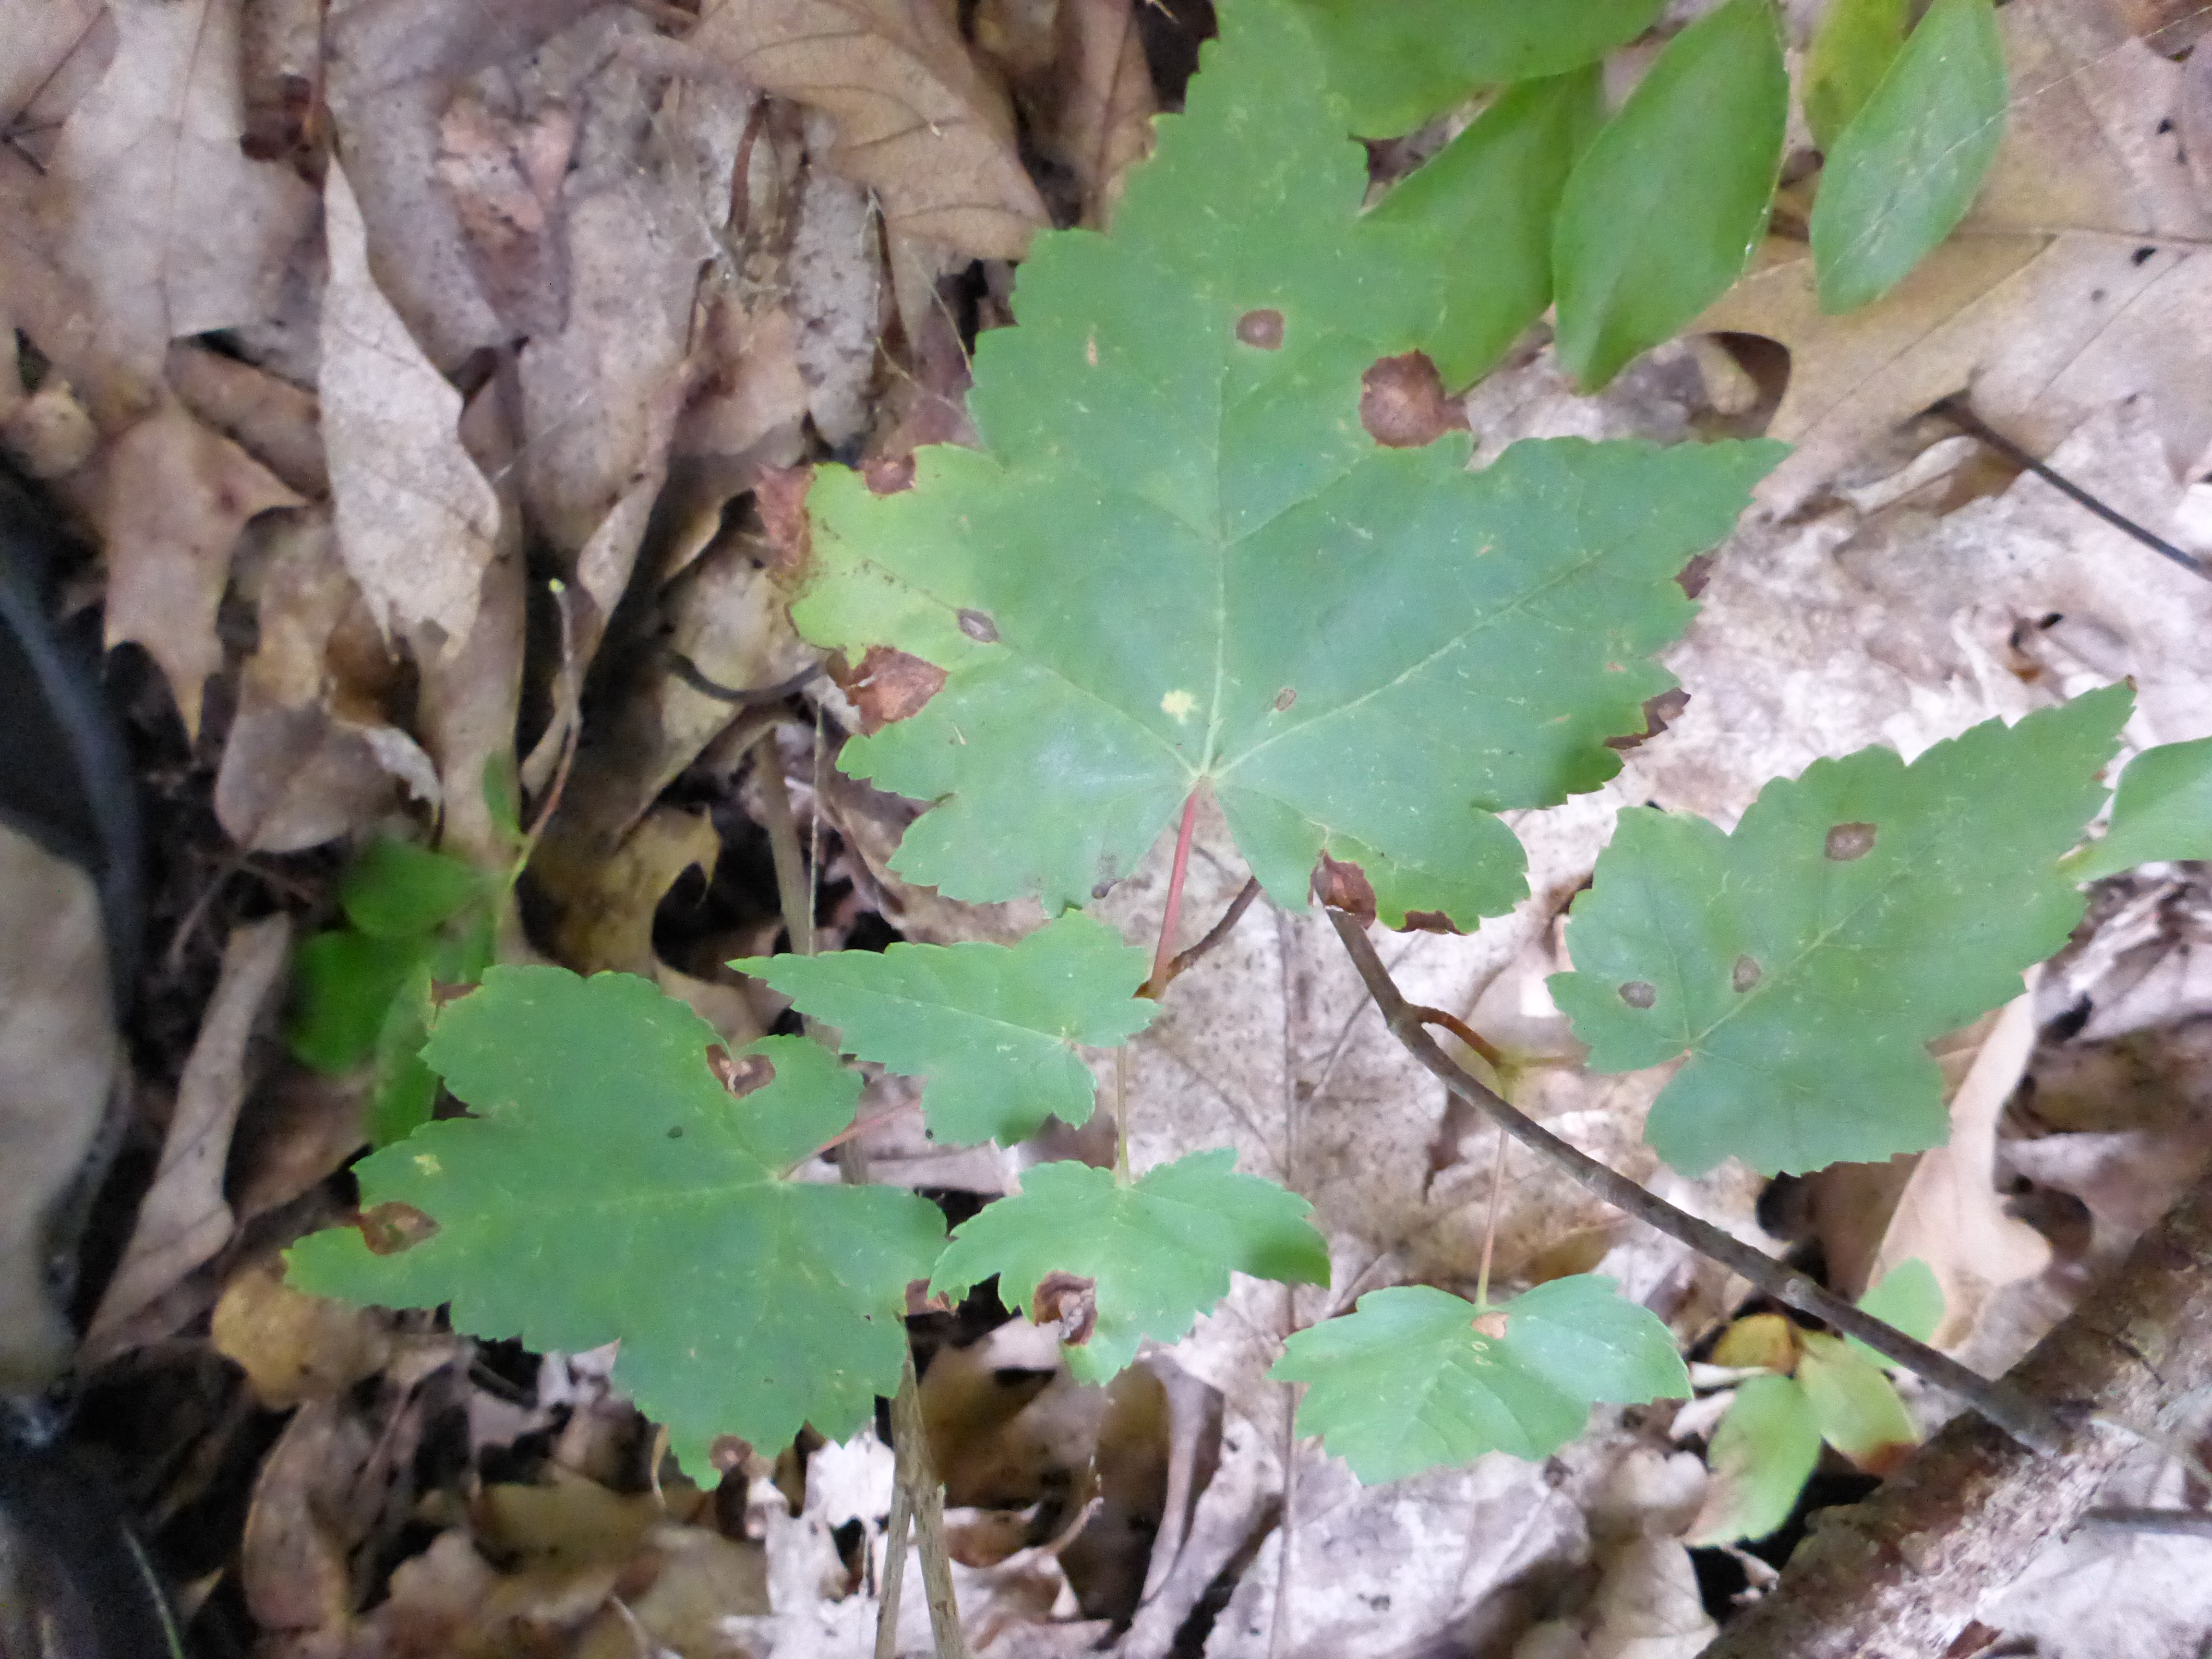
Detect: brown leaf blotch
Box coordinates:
(1401, 910, 1462, 935)
(357, 1202, 439, 1256)
(1618, 980, 1657, 1010)
(708, 1045, 776, 1097)
(1732, 955, 1763, 993)
(1359, 351, 1467, 449)
(1032, 1272, 1098, 1346)
(958, 607, 1001, 644)
(833, 645, 949, 734)
(1606, 688, 1692, 754)
(1825, 821, 1878, 862)
(1472, 1310, 1510, 1340)
(1312, 853, 1377, 923)
(863, 453, 917, 495)
(1236, 308, 1285, 349)
(1273, 686, 1297, 712)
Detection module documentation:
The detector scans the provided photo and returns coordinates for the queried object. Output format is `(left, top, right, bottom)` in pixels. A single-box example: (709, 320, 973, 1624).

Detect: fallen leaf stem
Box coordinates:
(1327, 907, 2068, 1455)
(1145, 787, 1205, 996)
(1410, 1003, 1504, 1069)
(1933, 394, 2205, 581)
(796, 1096, 921, 1170)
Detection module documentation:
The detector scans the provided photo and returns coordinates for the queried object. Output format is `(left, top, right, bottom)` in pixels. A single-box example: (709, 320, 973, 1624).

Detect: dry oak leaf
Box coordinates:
(692, 0, 1048, 259)
(98, 402, 302, 736)
(41, 0, 316, 391)
(319, 160, 502, 651)
(1697, 0, 2212, 514)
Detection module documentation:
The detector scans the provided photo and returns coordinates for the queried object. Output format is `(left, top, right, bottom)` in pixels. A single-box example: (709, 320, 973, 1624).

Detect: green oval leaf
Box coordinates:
(1811, 0, 2008, 313)
(1553, 0, 1788, 390)
(289, 929, 430, 1073)
(1373, 70, 1604, 389)
(1803, 0, 1908, 149)
(1552, 688, 2131, 1176)
(1271, 1277, 1688, 1484)
(340, 837, 493, 939)
(2065, 735, 2212, 882)
(1291, 0, 1662, 137)
(1688, 1372, 1822, 1544)
(287, 968, 946, 1475)
(1848, 1256, 1943, 1365)
(733, 914, 1157, 1147)
(931, 1150, 1329, 1384)
(1797, 1332, 1918, 1470)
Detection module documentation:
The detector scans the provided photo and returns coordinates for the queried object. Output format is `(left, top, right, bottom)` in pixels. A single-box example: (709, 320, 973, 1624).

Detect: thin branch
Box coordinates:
(874, 1463, 915, 1659)
(1326, 908, 2067, 1455)
(752, 727, 815, 958)
(1411, 1004, 1504, 1069)
(1933, 394, 2206, 581)
(1154, 876, 1262, 993)
(890, 1346, 972, 1659)
(2082, 1507, 2212, 1538)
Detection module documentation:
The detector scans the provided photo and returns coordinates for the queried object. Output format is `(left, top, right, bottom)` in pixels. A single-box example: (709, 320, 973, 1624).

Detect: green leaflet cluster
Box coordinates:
(288, 0, 2193, 1500)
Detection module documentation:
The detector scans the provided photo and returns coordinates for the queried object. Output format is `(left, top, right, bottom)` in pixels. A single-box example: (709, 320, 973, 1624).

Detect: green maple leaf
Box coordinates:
(795, 0, 1781, 929)
(930, 1150, 1329, 1384)
(733, 914, 1156, 1146)
(1553, 688, 2131, 1176)
(286, 967, 946, 1476)
(1271, 1277, 1689, 1484)
(2065, 735, 2212, 881)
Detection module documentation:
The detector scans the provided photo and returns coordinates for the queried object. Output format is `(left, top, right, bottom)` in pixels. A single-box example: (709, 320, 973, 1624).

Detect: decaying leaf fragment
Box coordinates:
(692, 0, 1047, 258)
(318, 161, 502, 651)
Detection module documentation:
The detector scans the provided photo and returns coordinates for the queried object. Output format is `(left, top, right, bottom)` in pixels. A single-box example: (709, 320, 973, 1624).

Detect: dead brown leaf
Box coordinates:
(433, 92, 577, 341)
(84, 914, 290, 1363)
(1697, 0, 2212, 514)
(96, 401, 302, 736)
(319, 159, 502, 650)
(40, 0, 316, 390)
(0, 0, 113, 149)
(165, 338, 329, 499)
(241, 1399, 369, 1644)
(693, 0, 1048, 259)
(213, 1257, 395, 1408)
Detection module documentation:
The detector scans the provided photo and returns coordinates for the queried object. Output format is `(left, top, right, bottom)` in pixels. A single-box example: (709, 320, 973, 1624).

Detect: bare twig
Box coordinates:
(1933, 394, 2206, 581)
(889, 1346, 972, 1659)
(2082, 1507, 2212, 1538)
(752, 727, 815, 958)
(874, 1466, 915, 1659)
(1154, 876, 1262, 993)
(1326, 908, 2067, 1455)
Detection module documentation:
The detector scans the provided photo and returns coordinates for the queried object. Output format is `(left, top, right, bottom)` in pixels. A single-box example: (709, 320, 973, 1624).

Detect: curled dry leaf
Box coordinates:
(41, 0, 316, 396)
(1698, 0, 2212, 513)
(96, 402, 302, 736)
(319, 160, 502, 651)
(212, 1257, 394, 1409)
(693, 0, 1049, 259)
(214, 512, 433, 853)
(165, 340, 329, 499)
(84, 914, 291, 1363)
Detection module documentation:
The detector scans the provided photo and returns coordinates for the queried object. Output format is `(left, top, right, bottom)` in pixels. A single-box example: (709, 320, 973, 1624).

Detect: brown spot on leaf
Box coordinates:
(1032, 1272, 1097, 1346)
(1312, 853, 1376, 923)
(709, 1435, 756, 1476)
(862, 453, 916, 495)
(1826, 822, 1877, 862)
(754, 467, 812, 576)
(1732, 955, 1762, 992)
(1619, 980, 1657, 1009)
(1236, 308, 1285, 349)
(1606, 688, 1692, 753)
(1472, 1310, 1510, 1340)
(1401, 910, 1462, 935)
(832, 646, 948, 734)
(1359, 351, 1468, 449)
(958, 607, 1000, 644)
(357, 1202, 438, 1256)
(1273, 686, 1297, 712)
(707, 1046, 775, 1097)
